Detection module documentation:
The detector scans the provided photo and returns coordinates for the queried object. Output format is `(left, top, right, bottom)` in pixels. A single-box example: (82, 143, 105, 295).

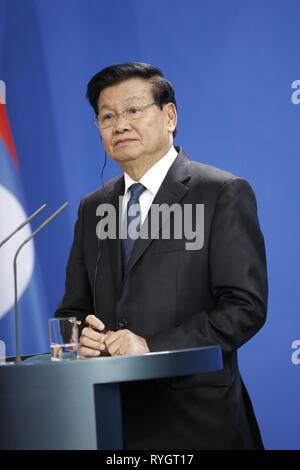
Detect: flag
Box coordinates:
(0, 79, 49, 358)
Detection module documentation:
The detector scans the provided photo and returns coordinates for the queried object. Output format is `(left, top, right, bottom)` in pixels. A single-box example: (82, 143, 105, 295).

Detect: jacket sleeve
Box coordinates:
(146, 178, 268, 353)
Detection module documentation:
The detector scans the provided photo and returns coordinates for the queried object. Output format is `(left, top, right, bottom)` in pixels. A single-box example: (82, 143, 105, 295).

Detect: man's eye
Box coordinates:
(128, 106, 141, 115)
(102, 113, 114, 121)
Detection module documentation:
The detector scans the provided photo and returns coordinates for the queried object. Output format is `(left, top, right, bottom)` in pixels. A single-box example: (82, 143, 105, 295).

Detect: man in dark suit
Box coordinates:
(56, 62, 268, 450)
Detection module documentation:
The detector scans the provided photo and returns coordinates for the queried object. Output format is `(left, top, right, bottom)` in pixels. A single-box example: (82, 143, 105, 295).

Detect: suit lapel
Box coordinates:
(102, 176, 124, 291)
(124, 148, 191, 279)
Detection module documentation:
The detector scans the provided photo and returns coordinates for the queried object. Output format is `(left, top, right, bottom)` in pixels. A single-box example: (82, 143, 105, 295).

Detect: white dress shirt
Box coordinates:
(122, 145, 178, 225)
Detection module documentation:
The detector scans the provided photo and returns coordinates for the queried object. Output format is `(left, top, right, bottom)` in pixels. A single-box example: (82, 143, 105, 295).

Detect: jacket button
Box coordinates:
(118, 319, 128, 329)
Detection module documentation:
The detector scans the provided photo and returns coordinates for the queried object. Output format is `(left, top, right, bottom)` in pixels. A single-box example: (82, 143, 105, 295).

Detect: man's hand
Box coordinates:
(79, 314, 108, 357)
(104, 329, 150, 356)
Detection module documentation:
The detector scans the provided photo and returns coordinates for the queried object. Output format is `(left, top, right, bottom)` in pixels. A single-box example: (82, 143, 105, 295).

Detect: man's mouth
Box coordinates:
(114, 139, 137, 146)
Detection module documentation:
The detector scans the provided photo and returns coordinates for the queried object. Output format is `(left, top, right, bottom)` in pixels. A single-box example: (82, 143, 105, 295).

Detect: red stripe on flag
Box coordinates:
(0, 103, 19, 169)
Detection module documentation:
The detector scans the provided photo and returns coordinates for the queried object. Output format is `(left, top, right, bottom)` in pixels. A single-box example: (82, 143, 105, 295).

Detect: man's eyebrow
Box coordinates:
(99, 96, 145, 111)
(125, 95, 145, 102)
(98, 104, 112, 111)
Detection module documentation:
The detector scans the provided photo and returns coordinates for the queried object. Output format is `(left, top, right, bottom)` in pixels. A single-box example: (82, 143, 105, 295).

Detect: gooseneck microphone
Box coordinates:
(14, 202, 69, 363)
(0, 203, 47, 248)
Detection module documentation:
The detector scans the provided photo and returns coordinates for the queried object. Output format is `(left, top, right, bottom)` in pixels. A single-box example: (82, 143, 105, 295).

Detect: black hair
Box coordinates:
(86, 62, 177, 137)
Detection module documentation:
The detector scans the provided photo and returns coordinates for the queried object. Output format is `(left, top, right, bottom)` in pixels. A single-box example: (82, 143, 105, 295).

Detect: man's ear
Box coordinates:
(167, 103, 177, 130)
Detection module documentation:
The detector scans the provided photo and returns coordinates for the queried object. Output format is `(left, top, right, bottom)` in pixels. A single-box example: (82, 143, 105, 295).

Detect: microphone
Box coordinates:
(0, 203, 47, 248)
(13, 202, 69, 363)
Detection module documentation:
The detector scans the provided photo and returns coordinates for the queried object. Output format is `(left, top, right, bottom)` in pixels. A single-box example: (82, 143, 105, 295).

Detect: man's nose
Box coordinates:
(113, 112, 131, 132)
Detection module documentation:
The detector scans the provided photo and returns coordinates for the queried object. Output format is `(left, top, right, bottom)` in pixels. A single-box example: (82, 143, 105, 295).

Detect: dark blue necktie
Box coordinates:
(121, 182, 146, 271)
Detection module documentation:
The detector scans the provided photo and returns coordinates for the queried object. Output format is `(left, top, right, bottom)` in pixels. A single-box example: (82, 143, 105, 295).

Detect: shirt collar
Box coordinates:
(123, 145, 178, 196)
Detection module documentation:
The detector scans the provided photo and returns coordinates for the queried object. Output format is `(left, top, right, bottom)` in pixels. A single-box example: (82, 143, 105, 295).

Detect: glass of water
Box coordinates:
(49, 317, 79, 361)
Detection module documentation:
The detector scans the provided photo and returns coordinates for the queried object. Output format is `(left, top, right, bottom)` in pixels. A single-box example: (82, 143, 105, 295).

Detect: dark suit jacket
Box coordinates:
(56, 147, 268, 450)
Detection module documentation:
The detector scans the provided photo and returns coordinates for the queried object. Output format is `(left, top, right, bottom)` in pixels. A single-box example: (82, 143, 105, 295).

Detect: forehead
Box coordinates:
(98, 77, 153, 108)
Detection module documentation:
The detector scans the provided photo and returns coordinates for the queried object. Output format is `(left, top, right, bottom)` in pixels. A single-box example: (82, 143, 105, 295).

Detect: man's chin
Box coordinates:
(111, 152, 140, 164)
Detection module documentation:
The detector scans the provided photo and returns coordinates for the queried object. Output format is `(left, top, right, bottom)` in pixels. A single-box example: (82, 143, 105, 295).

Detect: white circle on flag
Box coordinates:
(0, 185, 34, 319)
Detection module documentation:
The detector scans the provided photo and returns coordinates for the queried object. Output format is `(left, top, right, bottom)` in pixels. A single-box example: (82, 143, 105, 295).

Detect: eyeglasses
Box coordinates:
(93, 101, 159, 129)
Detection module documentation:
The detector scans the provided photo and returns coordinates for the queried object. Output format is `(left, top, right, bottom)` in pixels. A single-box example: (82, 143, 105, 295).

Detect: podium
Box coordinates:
(0, 346, 222, 450)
